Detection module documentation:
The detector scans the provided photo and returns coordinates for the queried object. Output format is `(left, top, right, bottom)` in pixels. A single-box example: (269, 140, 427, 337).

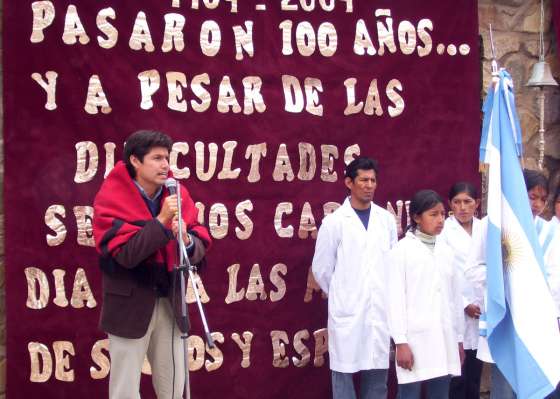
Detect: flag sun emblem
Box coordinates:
(501, 230, 523, 271)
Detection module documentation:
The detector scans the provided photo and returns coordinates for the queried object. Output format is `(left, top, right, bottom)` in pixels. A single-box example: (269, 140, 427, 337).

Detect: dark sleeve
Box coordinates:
(188, 235, 206, 266)
(114, 219, 173, 268)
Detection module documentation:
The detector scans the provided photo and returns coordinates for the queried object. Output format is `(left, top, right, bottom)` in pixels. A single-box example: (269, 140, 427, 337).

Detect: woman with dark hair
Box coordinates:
(439, 182, 483, 399)
(388, 190, 465, 399)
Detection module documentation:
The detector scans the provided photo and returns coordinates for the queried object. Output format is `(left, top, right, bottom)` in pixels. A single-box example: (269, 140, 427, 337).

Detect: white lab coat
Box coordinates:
(536, 215, 551, 241)
(545, 232, 560, 318)
(312, 198, 398, 373)
(439, 216, 482, 350)
(463, 217, 493, 363)
(538, 215, 558, 258)
(387, 232, 464, 384)
(542, 218, 560, 318)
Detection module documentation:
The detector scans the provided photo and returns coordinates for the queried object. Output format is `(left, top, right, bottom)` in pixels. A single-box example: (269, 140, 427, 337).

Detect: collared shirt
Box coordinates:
(133, 181, 163, 217)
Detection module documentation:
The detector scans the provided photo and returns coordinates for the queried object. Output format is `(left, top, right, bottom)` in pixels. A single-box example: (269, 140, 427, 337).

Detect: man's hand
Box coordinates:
(396, 343, 414, 370)
(465, 304, 481, 319)
(171, 216, 191, 246)
(459, 342, 465, 366)
(157, 195, 178, 226)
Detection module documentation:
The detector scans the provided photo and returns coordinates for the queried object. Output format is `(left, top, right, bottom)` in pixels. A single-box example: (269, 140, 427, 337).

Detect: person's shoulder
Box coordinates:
(392, 233, 414, 251)
(387, 235, 413, 263)
(372, 202, 389, 215)
(436, 235, 454, 255)
(441, 216, 467, 241)
(440, 218, 454, 236)
(478, 215, 488, 231)
(372, 203, 396, 223)
(94, 162, 133, 205)
(443, 216, 457, 228)
(179, 181, 193, 197)
(320, 207, 343, 229)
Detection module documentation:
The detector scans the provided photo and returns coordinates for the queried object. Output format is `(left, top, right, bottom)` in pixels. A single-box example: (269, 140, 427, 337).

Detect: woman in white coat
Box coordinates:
(388, 190, 465, 399)
(439, 182, 482, 399)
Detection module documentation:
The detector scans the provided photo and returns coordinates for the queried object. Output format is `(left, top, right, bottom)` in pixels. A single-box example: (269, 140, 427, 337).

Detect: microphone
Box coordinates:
(165, 177, 177, 195)
(165, 178, 181, 219)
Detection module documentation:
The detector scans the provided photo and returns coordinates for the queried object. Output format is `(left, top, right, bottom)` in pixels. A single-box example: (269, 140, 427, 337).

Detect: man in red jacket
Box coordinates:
(93, 130, 212, 399)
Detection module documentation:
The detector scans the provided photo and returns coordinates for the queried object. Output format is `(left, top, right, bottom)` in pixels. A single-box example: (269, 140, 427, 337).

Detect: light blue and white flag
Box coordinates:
(479, 82, 495, 165)
(484, 70, 560, 399)
(480, 75, 523, 165)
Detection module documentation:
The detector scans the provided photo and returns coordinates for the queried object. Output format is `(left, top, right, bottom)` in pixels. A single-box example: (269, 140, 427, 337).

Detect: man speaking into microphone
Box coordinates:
(93, 130, 212, 399)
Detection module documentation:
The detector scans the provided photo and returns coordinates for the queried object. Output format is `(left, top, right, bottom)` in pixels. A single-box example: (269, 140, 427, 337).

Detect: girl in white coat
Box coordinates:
(439, 182, 482, 399)
(523, 170, 560, 317)
(388, 190, 465, 399)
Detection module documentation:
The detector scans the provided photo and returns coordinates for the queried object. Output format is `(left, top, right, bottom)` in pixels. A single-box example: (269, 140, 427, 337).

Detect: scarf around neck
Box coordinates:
(93, 161, 212, 271)
(414, 229, 436, 252)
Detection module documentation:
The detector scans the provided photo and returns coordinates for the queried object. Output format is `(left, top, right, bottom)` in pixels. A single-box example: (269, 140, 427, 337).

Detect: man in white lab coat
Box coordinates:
(312, 157, 398, 399)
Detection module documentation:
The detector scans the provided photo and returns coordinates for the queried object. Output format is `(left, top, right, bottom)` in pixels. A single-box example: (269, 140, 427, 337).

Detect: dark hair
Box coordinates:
(123, 130, 173, 178)
(448, 182, 479, 201)
(409, 189, 443, 231)
(554, 185, 560, 203)
(345, 157, 379, 181)
(523, 169, 548, 193)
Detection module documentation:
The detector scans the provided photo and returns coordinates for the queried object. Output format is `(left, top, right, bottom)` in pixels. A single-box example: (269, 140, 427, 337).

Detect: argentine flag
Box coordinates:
(484, 70, 560, 398)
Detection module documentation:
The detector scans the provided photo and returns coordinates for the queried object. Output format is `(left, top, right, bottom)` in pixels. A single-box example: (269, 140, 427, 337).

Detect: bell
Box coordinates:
(527, 61, 558, 87)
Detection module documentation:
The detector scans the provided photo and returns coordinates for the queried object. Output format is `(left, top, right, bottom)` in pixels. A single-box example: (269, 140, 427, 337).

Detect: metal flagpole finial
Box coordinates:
(489, 24, 499, 81)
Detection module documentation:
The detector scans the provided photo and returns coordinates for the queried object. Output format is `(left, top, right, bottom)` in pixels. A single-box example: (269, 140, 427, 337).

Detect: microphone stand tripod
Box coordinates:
(175, 184, 215, 399)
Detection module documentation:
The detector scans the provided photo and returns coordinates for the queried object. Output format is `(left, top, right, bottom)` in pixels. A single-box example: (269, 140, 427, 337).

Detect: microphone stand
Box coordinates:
(175, 184, 215, 399)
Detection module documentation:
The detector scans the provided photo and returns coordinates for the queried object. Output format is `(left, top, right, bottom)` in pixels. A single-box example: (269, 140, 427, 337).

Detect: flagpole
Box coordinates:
(481, 24, 499, 216)
(489, 24, 499, 84)
(481, 24, 526, 216)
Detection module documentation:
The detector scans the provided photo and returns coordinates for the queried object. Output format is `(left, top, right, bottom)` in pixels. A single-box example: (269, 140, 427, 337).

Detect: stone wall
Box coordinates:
(0, 1, 557, 398)
(480, 0, 560, 215)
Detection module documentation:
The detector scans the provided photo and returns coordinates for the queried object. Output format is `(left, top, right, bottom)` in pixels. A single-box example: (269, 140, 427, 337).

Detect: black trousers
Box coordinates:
(449, 349, 483, 399)
(545, 386, 560, 399)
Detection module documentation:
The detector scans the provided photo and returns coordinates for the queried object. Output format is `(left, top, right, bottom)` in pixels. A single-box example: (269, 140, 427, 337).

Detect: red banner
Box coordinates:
(4, 1, 479, 397)
(554, 0, 560, 58)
